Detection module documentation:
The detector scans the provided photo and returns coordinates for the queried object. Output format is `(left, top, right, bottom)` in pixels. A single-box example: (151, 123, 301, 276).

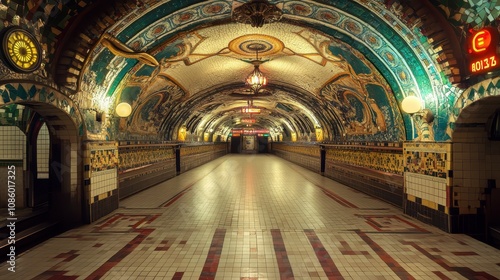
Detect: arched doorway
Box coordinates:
(451, 95, 500, 246)
(0, 101, 83, 227)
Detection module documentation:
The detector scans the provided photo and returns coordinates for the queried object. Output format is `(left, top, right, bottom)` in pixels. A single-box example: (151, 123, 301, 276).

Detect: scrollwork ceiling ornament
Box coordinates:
(101, 35, 159, 67)
(232, 0, 283, 28)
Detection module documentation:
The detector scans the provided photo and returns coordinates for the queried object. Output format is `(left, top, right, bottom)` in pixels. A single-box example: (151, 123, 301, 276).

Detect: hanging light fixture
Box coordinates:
(232, 0, 283, 28)
(246, 50, 267, 93)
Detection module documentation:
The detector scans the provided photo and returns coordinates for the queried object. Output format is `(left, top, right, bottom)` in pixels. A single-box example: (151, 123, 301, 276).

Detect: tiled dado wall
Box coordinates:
(403, 142, 451, 232)
(0, 126, 25, 208)
(118, 141, 177, 199)
(325, 143, 404, 175)
(83, 141, 118, 223)
(323, 143, 404, 206)
(179, 143, 228, 173)
(271, 143, 321, 173)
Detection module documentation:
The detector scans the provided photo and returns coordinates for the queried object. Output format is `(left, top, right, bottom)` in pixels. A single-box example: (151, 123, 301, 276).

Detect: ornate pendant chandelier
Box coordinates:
(232, 0, 283, 28)
(246, 50, 267, 93)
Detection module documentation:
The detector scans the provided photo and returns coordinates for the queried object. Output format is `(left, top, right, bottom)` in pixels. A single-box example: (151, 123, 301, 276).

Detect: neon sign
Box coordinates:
(467, 27, 499, 74)
(241, 118, 256, 123)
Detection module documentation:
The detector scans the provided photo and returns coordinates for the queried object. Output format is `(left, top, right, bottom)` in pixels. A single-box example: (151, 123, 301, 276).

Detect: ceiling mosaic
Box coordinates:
(0, 0, 498, 143)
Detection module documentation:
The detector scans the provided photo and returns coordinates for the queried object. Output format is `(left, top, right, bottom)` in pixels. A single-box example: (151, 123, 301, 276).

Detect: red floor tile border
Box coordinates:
(162, 188, 192, 207)
(31, 270, 78, 280)
(402, 241, 498, 279)
(172, 272, 184, 280)
(304, 229, 344, 280)
(339, 240, 369, 255)
(357, 214, 430, 233)
(433, 271, 452, 279)
(54, 250, 79, 262)
(83, 215, 159, 279)
(199, 228, 226, 280)
(451, 251, 479, 256)
(320, 188, 358, 208)
(355, 230, 415, 280)
(271, 229, 295, 279)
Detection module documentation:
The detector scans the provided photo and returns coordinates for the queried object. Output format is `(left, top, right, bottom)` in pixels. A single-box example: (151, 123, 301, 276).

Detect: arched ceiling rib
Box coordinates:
(2, 0, 496, 142)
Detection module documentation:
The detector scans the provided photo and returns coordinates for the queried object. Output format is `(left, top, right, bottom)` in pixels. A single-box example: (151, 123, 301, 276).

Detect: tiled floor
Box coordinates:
(2, 154, 500, 279)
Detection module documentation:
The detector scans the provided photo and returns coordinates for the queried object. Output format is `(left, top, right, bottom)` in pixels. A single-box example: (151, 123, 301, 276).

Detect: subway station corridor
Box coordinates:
(2, 154, 499, 280)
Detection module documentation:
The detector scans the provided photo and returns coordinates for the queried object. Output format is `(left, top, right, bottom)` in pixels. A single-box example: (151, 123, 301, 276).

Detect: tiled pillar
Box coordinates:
(83, 141, 119, 223)
(403, 142, 452, 232)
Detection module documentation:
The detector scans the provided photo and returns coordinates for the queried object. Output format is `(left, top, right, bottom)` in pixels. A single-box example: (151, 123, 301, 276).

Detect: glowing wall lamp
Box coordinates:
(401, 96, 434, 141)
(115, 102, 132, 131)
(115, 102, 132, 117)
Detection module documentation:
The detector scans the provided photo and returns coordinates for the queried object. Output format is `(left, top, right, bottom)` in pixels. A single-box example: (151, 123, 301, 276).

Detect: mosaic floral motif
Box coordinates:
(325, 145, 404, 175)
(272, 143, 320, 157)
(317, 39, 403, 141)
(180, 144, 226, 157)
(118, 145, 175, 172)
(90, 149, 118, 172)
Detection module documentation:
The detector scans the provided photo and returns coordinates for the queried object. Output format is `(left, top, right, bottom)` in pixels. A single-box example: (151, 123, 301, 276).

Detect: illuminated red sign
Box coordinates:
(468, 27, 499, 74)
(471, 29, 492, 53)
(231, 128, 269, 135)
(241, 118, 256, 123)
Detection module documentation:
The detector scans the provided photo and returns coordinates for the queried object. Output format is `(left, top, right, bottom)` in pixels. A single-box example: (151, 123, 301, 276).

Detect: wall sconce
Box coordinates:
(401, 96, 434, 141)
(115, 102, 132, 117)
(115, 102, 132, 131)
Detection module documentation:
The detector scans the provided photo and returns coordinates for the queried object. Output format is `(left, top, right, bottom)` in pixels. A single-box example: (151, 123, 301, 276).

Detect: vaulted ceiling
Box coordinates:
(1, 0, 498, 142)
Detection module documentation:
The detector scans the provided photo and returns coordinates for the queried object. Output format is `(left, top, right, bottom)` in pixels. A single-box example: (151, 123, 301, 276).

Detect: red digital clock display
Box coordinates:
(467, 27, 499, 75)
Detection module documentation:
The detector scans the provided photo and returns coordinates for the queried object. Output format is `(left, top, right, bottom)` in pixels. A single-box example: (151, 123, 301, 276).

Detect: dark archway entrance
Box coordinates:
(451, 96, 500, 247)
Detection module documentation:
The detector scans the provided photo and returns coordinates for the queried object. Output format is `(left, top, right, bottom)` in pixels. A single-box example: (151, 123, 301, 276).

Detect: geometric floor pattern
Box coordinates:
(2, 154, 499, 279)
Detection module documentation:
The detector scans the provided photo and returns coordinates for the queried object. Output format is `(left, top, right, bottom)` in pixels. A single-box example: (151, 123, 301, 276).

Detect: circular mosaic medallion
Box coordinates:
(1, 27, 42, 73)
(317, 8, 341, 24)
(344, 19, 362, 35)
(363, 32, 382, 49)
(228, 34, 284, 57)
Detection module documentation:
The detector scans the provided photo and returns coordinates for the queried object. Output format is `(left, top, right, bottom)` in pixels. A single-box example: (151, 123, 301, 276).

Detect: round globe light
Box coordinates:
(401, 96, 422, 114)
(115, 102, 132, 117)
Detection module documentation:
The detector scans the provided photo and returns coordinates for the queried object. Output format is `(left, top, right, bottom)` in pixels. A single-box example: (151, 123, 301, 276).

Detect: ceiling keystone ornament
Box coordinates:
(232, 0, 283, 28)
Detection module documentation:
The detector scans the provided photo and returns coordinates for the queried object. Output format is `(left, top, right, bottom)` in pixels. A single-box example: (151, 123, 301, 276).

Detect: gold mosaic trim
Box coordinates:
(272, 143, 320, 157)
(119, 145, 175, 172)
(180, 144, 227, 156)
(325, 147, 403, 175)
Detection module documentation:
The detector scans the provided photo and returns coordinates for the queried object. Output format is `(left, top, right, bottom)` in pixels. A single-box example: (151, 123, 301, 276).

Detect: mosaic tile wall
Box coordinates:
(403, 142, 450, 178)
(118, 143, 175, 173)
(180, 143, 227, 157)
(0, 126, 25, 208)
(324, 143, 404, 175)
(271, 143, 321, 173)
(0, 126, 25, 161)
(84, 142, 118, 204)
(272, 143, 320, 157)
(403, 142, 452, 232)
